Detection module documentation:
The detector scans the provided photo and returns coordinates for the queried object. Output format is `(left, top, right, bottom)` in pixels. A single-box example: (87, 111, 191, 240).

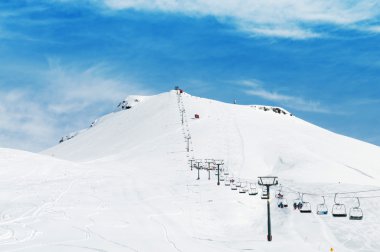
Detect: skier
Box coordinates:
(293, 202, 297, 210)
(298, 202, 303, 210)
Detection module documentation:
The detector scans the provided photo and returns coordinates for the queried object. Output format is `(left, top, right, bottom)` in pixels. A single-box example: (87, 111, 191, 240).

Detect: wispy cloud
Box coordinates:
(366, 25, 380, 33)
(241, 80, 330, 113)
(0, 90, 56, 151)
(98, 0, 380, 39)
(351, 98, 380, 105)
(0, 60, 151, 152)
(44, 59, 148, 113)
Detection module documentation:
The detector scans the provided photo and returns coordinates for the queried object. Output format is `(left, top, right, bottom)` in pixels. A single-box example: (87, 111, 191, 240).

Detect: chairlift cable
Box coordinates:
(339, 195, 380, 199)
(280, 184, 380, 199)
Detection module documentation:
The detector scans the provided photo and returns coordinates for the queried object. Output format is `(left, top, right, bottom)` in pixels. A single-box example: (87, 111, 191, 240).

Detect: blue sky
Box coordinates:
(1, 0, 380, 151)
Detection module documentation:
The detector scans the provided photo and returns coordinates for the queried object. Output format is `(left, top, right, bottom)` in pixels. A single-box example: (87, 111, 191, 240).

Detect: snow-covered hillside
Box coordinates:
(1, 90, 380, 251)
(46, 90, 380, 186)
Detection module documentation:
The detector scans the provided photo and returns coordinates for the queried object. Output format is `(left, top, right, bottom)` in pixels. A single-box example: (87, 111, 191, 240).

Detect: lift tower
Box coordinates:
(258, 176, 278, 242)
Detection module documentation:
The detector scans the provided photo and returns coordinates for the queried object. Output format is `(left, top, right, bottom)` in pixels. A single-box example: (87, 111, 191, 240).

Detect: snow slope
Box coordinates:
(45, 90, 380, 186)
(1, 90, 380, 251)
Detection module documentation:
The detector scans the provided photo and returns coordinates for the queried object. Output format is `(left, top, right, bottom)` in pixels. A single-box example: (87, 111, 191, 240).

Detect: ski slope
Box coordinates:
(1, 90, 380, 251)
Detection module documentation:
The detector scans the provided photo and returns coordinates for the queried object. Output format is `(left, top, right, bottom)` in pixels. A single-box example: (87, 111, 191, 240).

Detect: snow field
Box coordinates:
(0, 90, 379, 251)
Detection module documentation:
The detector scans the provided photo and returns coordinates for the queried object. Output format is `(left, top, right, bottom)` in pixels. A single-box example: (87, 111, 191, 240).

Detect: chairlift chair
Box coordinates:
(230, 178, 237, 190)
(349, 198, 363, 220)
(332, 193, 347, 217)
(236, 180, 242, 188)
(332, 204, 347, 217)
(292, 193, 302, 207)
(276, 192, 284, 199)
(261, 194, 269, 199)
(316, 196, 328, 215)
(239, 182, 248, 193)
(239, 187, 247, 193)
(224, 177, 231, 186)
(224, 168, 229, 176)
(300, 202, 312, 213)
(248, 184, 258, 196)
(231, 183, 237, 190)
(275, 185, 284, 199)
(230, 177, 235, 185)
(220, 175, 225, 181)
(349, 208, 363, 220)
(261, 187, 269, 199)
(299, 194, 312, 213)
(278, 198, 288, 208)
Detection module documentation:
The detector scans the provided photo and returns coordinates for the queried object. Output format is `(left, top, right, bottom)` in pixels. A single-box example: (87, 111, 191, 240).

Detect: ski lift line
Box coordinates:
(282, 189, 380, 199)
(338, 195, 380, 199)
(280, 184, 380, 198)
(332, 189, 380, 195)
(271, 184, 362, 197)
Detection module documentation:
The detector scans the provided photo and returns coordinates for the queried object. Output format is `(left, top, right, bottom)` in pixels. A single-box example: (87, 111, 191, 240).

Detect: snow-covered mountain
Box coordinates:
(46, 90, 380, 186)
(1, 90, 380, 251)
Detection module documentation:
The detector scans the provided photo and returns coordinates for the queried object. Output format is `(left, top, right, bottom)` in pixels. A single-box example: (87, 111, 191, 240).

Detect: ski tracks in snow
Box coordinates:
(232, 113, 246, 176)
(0, 176, 78, 246)
(222, 107, 246, 178)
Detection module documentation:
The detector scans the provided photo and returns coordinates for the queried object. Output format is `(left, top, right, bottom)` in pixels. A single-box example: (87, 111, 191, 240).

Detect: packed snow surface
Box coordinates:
(1, 90, 380, 251)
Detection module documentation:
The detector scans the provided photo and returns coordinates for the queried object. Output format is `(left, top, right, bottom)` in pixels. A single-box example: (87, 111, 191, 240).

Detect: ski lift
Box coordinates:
(230, 177, 235, 184)
(349, 197, 363, 220)
(236, 180, 242, 188)
(231, 183, 237, 190)
(278, 198, 288, 208)
(239, 187, 247, 193)
(239, 182, 248, 193)
(300, 194, 312, 213)
(276, 192, 284, 199)
(261, 187, 268, 199)
(293, 193, 301, 203)
(332, 193, 347, 217)
(300, 202, 312, 213)
(316, 196, 328, 215)
(248, 183, 258, 196)
(292, 193, 302, 209)
(275, 185, 284, 199)
(219, 175, 225, 181)
(224, 177, 231, 186)
(223, 168, 229, 176)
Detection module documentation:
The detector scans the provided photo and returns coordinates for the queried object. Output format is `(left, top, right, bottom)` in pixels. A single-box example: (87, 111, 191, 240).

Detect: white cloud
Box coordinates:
(367, 25, 380, 33)
(99, 0, 380, 39)
(242, 80, 329, 113)
(239, 80, 261, 88)
(240, 25, 320, 39)
(352, 98, 380, 105)
(0, 90, 56, 151)
(44, 59, 146, 114)
(0, 60, 151, 152)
